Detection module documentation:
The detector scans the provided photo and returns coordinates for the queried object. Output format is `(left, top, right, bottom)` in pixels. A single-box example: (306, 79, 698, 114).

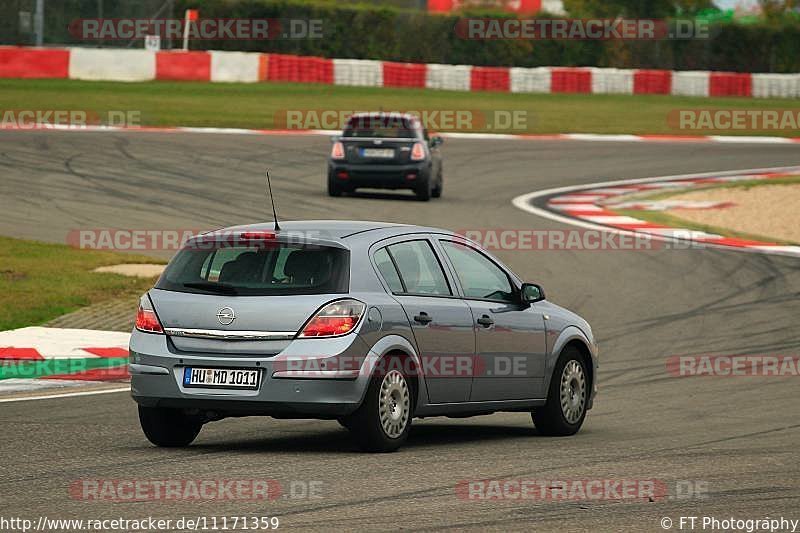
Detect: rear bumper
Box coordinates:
(328, 161, 431, 190)
(129, 330, 375, 419)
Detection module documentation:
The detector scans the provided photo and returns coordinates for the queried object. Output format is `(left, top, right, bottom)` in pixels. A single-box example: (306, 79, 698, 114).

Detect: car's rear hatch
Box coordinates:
(339, 114, 421, 165)
(149, 232, 350, 355)
(340, 138, 417, 165)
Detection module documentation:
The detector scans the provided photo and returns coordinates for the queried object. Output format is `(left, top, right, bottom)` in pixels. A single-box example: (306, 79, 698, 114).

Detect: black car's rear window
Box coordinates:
(342, 115, 418, 138)
(156, 243, 349, 296)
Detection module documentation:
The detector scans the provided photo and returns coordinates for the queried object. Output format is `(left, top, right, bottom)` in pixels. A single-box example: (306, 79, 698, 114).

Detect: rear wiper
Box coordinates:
(182, 281, 239, 295)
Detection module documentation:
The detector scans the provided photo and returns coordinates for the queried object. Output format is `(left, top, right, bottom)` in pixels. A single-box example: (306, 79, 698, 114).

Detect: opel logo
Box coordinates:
(216, 307, 236, 326)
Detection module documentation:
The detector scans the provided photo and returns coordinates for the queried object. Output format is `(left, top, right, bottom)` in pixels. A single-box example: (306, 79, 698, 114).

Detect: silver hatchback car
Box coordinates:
(131, 221, 597, 452)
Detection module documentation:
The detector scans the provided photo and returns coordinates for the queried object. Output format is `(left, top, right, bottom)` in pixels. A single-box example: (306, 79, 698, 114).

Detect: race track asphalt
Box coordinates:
(1, 130, 799, 531)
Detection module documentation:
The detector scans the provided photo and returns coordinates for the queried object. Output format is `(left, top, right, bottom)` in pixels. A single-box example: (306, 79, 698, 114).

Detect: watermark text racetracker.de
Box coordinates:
(68, 17, 323, 40)
(66, 229, 324, 251)
(669, 109, 800, 132)
(275, 109, 532, 132)
(667, 355, 800, 377)
(459, 229, 706, 252)
(69, 478, 323, 502)
(1, 110, 141, 130)
(457, 479, 709, 502)
(456, 18, 709, 40)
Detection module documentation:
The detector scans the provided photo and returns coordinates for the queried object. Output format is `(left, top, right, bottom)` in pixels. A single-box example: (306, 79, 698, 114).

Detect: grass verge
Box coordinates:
(1, 79, 799, 136)
(0, 236, 163, 331)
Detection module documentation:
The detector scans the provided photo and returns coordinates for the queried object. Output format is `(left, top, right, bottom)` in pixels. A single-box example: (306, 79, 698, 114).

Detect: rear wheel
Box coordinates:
(342, 364, 412, 452)
(415, 176, 431, 202)
(532, 347, 588, 436)
(328, 174, 343, 197)
(138, 406, 202, 447)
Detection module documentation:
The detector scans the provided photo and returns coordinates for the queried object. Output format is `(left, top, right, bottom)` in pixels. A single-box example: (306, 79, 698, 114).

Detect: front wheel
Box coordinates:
(431, 170, 443, 198)
(532, 347, 589, 436)
(342, 365, 412, 452)
(138, 406, 203, 447)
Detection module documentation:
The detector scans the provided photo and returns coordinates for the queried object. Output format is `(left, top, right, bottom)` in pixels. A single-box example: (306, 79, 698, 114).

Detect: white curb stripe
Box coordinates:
(1, 124, 798, 145)
(0, 387, 130, 403)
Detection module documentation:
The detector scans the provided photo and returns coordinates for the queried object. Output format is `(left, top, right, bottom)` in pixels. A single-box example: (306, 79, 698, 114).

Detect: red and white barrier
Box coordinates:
(0, 47, 69, 79)
(510, 67, 551, 93)
(426, 63, 472, 91)
(591, 68, 634, 95)
(671, 71, 710, 97)
(69, 48, 155, 82)
(0, 46, 797, 99)
(752, 73, 800, 99)
(210, 51, 260, 83)
(333, 59, 383, 87)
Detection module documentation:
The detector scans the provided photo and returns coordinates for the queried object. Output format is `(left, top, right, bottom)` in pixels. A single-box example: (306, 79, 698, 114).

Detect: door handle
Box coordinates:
(413, 312, 433, 324)
(476, 315, 494, 327)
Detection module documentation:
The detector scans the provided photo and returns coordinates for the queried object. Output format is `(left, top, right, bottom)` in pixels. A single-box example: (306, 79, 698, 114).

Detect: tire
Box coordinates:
(532, 347, 589, 436)
(431, 171, 443, 198)
(341, 361, 412, 452)
(415, 176, 431, 202)
(138, 406, 202, 447)
(328, 174, 343, 197)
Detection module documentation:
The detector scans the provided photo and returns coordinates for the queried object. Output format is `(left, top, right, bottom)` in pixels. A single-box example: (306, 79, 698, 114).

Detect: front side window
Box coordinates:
(440, 241, 515, 302)
(377, 240, 451, 296)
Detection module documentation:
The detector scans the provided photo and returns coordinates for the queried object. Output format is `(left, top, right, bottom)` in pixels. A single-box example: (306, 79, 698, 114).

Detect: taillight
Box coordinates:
(135, 295, 163, 334)
(331, 141, 345, 160)
(410, 142, 426, 161)
(299, 299, 366, 338)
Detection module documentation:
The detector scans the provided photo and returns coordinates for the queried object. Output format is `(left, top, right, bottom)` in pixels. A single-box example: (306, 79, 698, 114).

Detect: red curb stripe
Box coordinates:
(82, 347, 129, 358)
(0, 347, 44, 360)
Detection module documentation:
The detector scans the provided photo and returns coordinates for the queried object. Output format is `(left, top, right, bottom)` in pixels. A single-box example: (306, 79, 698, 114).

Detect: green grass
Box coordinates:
(1, 79, 800, 136)
(614, 176, 800, 245)
(0, 236, 164, 331)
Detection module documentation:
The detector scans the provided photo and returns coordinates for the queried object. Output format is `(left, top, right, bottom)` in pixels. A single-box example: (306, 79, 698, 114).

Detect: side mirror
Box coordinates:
(520, 283, 545, 304)
(430, 136, 444, 148)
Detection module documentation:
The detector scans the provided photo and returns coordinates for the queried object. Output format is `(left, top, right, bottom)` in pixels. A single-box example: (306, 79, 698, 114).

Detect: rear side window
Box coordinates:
(156, 243, 349, 296)
(374, 248, 404, 293)
(377, 240, 451, 296)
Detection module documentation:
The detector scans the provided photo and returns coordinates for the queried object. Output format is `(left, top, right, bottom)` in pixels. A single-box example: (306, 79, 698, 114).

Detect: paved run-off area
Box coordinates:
(0, 129, 798, 531)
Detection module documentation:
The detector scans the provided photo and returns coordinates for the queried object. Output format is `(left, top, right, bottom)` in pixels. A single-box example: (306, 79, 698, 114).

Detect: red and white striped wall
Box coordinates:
(2, 46, 800, 98)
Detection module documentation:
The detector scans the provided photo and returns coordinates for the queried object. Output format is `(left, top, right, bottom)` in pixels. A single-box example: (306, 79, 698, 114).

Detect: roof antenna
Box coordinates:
(266, 169, 281, 231)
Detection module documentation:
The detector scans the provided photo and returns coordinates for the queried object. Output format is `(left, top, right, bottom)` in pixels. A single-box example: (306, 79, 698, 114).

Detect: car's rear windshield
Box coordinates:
(156, 242, 349, 296)
(342, 115, 418, 138)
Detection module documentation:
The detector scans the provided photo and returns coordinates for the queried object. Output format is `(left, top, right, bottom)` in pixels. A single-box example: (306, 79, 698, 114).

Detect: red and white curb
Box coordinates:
(0, 327, 130, 396)
(512, 166, 800, 258)
(2, 123, 800, 144)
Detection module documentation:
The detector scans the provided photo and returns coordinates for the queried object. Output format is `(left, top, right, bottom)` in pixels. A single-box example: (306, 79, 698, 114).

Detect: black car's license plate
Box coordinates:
(182, 367, 260, 390)
(361, 148, 395, 158)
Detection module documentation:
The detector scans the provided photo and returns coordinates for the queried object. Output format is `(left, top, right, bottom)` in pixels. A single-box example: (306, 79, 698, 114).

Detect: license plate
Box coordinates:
(183, 367, 260, 390)
(361, 148, 394, 158)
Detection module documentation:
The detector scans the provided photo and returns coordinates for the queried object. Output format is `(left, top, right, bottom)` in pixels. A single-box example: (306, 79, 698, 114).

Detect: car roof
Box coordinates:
(197, 220, 453, 242)
(348, 112, 417, 121)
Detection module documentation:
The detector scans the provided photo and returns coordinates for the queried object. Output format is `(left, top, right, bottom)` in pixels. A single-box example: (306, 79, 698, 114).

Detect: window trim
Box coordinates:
(372, 238, 454, 298)
(437, 239, 521, 305)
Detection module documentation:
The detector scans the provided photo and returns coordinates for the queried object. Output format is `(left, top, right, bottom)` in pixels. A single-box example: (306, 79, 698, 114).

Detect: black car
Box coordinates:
(328, 112, 444, 201)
